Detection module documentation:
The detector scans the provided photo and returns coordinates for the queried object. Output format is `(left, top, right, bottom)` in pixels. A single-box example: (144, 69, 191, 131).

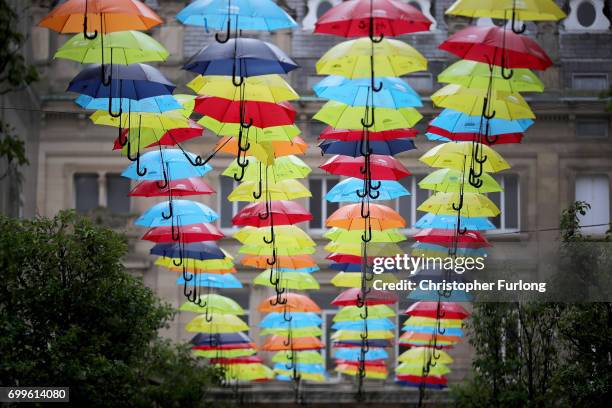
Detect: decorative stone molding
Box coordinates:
(406, 0, 436, 30)
(302, 0, 342, 31)
(563, 0, 610, 32)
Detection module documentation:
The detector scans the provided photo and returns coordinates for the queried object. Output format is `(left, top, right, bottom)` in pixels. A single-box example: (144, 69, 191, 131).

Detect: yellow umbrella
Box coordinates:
(404, 316, 463, 328)
(193, 349, 256, 358)
(317, 38, 427, 78)
(333, 305, 395, 321)
(222, 155, 311, 182)
(446, 0, 566, 21)
(235, 225, 315, 247)
(396, 362, 450, 376)
(200, 116, 301, 141)
(274, 369, 326, 382)
(228, 179, 311, 202)
(187, 74, 299, 102)
(336, 365, 388, 379)
(185, 313, 249, 333)
(419, 142, 510, 173)
(331, 272, 399, 288)
(332, 330, 395, 340)
(253, 270, 320, 290)
(239, 245, 316, 256)
(419, 168, 502, 193)
(398, 347, 454, 364)
(223, 363, 274, 381)
(314, 101, 422, 131)
(324, 228, 406, 243)
(418, 192, 500, 217)
(156, 257, 234, 271)
(324, 241, 403, 257)
(91, 110, 190, 129)
(431, 84, 535, 120)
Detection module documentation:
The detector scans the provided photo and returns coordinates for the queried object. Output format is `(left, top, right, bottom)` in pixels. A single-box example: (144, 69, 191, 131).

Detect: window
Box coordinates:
(308, 177, 339, 230)
(106, 173, 131, 214)
(572, 73, 608, 91)
(575, 175, 610, 235)
(576, 118, 609, 139)
(308, 119, 328, 139)
(74, 173, 99, 213)
(564, 0, 610, 31)
(302, 0, 342, 30)
(394, 175, 430, 228)
(219, 177, 246, 229)
(488, 174, 520, 231)
(577, 1, 597, 27)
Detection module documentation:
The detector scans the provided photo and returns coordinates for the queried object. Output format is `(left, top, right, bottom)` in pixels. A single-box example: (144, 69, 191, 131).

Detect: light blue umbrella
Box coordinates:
(431, 109, 534, 135)
(425, 132, 451, 142)
(415, 213, 495, 231)
(273, 363, 325, 374)
(407, 287, 473, 303)
(177, 0, 297, 32)
(332, 318, 395, 331)
(314, 76, 422, 108)
(326, 178, 409, 203)
(122, 149, 212, 181)
(278, 267, 320, 274)
(259, 312, 322, 329)
(75, 94, 182, 113)
(402, 324, 464, 337)
(334, 347, 388, 361)
(135, 200, 218, 227)
(176, 273, 242, 288)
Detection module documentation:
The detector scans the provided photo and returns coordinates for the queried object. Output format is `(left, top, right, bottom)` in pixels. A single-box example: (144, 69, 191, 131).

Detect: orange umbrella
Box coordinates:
(39, 0, 163, 34)
(216, 136, 308, 158)
(262, 336, 324, 351)
(241, 254, 317, 269)
(336, 363, 388, 375)
(258, 293, 321, 313)
(326, 203, 406, 230)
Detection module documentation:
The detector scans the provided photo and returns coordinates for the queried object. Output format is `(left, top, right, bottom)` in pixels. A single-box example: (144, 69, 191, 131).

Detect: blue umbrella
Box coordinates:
(326, 178, 409, 202)
(177, 0, 297, 32)
(396, 381, 447, 390)
(329, 262, 361, 272)
(259, 312, 322, 328)
(415, 213, 495, 231)
(278, 266, 320, 273)
(334, 347, 388, 361)
(75, 94, 182, 113)
(334, 339, 391, 348)
(176, 273, 242, 288)
(431, 109, 534, 135)
(151, 242, 226, 260)
(135, 200, 218, 227)
(191, 332, 252, 346)
(402, 325, 464, 336)
(273, 363, 325, 374)
(332, 318, 395, 331)
(408, 287, 473, 303)
(314, 76, 422, 108)
(67, 63, 175, 100)
(319, 138, 416, 157)
(183, 38, 298, 78)
(425, 132, 451, 142)
(122, 149, 212, 181)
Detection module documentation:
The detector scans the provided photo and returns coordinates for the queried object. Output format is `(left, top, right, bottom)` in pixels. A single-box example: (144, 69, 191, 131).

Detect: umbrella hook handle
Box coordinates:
(452, 193, 463, 211)
(368, 188, 380, 200)
(252, 164, 263, 199)
(368, 179, 381, 191)
(484, 133, 499, 145)
(182, 263, 193, 282)
(101, 41, 113, 87)
(233, 158, 247, 181)
(163, 194, 174, 220)
(117, 102, 131, 147)
(469, 168, 484, 188)
(205, 307, 214, 323)
(457, 223, 468, 236)
(82, 1, 98, 40)
(266, 248, 277, 266)
(108, 79, 123, 117)
(500, 57, 514, 80)
(510, 3, 526, 34)
(359, 305, 369, 320)
(263, 223, 275, 245)
(135, 151, 147, 177)
(157, 162, 170, 189)
(283, 307, 292, 322)
(215, 19, 231, 43)
(432, 347, 442, 360)
(368, 13, 384, 43)
(232, 65, 245, 87)
(482, 97, 496, 120)
(360, 199, 370, 219)
(361, 223, 372, 243)
(360, 106, 375, 128)
(172, 241, 183, 267)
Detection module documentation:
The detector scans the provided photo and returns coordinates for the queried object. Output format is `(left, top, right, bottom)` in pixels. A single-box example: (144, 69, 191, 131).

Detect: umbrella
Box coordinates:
(325, 228, 406, 243)
(332, 288, 398, 306)
(431, 84, 535, 120)
(404, 301, 470, 320)
(186, 313, 249, 332)
(234, 225, 315, 248)
(233, 200, 312, 227)
(228, 179, 311, 202)
(414, 228, 491, 248)
(317, 38, 427, 78)
(333, 330, 395, 340)
(330, 272, 399, 288)
(222, 364, 274, 381)
(193, 349, 256, 358)
(200, 117, 300, 142)
(121, 149, 212, 181)
(215, 137, 308, 160)
(194, 97, 296, 128)
(335, 347, 388, 361)
(319, 139, 416, 157)
(418, 192, 500, 217)
(272, 362, 325, 374)
(325, 242, 403, 257)
(396, 363, 450, 376)
(135, 200, 218, 227)
(242, 254, 317, 270)
(187, 74, 299, 102)
(240, 244, 315, 257)
(222, 156, 311, 183)
(333, 305, 395, 321)
(333, 319, 395, 331)
(258, 294, 320, 313)
(314, 0, 431, 37)
(404, 316, 463, 328)
(411, 242, 488, 259)
(262, 336, 324, 351)
(55, 31, 168, 64)
(398, 331, 461, 346)
(314, 101, 422, 131)
(180, 294, 244, 314)
(314, 76, 422, 108)
(321, 154, 410, 180)
(419, 168, 502, 193)
(114, 121, 204, 151)
(177, 0, 297, 31)
(77, 94, 181, 113)
(260, 327, 323, 337)
(157, 257, 234, 272)
(419, 142, 510, 173)
(327, 178, 409, 202)
(408, 288, 473, 303)
(253, 270, 320, 290)
(336, 364, 388, 379)
(39, 0, 162, 34)
(259, 312, 322, 328)
(431, 109, 533, 135)
(129, 178, 215, 197)
(191, 332, 252, 346)
(319, 126, 418, 141)
(414, 213, 495, 231)
(177, 273, 242, 288)
(151, 242, 226, 260)
(142, 223, 224, 243)
(273, 351, 324, 364)
(91, 110, 190, 130)
(183, 38, 298, 77)
(438, 60, 544, 93)
(426, 127, 524, 145)
(327, 203, 406, 230)
(446, 0, 566, 21)
(439, 26, 553, 70)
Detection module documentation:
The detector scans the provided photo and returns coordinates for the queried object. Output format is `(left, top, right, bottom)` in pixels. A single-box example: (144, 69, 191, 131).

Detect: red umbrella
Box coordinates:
(439, 26, 552, 70)
(404, 301, 470, 320)
(396, 374, 448, 385)
(210, 356, 263, 365)
(332, 288, 398, 306)
(319, 126, 418, 141)
(113, 120, 204, 150)
(336, 359, 387, 367)
(194, 96, 296, 128)
(315, 0, 431, 37)
(327, 253, 373, 264)
(129, 177, 215, 197)
(142, 223, 224, 243)
(232, 200, 312, 227)
(320, 154, 411, 180)
(414, 228, 491, 249)
(427, 126, 523, 144)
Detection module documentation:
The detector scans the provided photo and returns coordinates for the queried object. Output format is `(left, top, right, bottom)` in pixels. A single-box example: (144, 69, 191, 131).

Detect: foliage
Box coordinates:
(0, 211, 222, 407)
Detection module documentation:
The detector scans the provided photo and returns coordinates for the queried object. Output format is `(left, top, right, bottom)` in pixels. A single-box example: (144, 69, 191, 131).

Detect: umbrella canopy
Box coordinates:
(260, 327, 322, 337)
(121, 149, 212, 181)
(194, 97, 296, 128)
(177, 0, 297, 31)
(333, 305, 395, 321)
(193, 348, 256, 358)
(55, 30, 168, 64)
(129, 177, 215, 197)
(91, 110, 190, 130)
(157, 257, 235, 272)
(419, 168, 502, 193)
(319, 126, 418, 141)
(228, 179, 312, 202)
(234, 225, 315, 248)
(216, 137, 308, 160)
(335, 347, 388, 361)
(414, 213, 495, 231)
(319, 139, 416, 157)
(183, 38, 298, 76)
(258, 293, 320, 313)
(426, 127, 524, 145)
(408, 288, 473, 303)
(222, 156, 311, 183)
(78, 94, 181, 113)
(233, 200, 312, 227)
(262, 336, 324, 351)
(151, 242, 226, 260)
(188, 74, 299, 102)
(253, 270, 320, 290)
(315, 101, 422, 131)
(317, 38, 427, 78)
(414, 228, 491, 248)
(242, 254, 317, 270)
(404, 316, 463, 328)
(180, 294, 245, 314)
(325, 227, 406, 243)
(200, 117, 300, 142)
(333, 330, 395, 341)
(114, 121, 204, 151)
(333, 318, 395, 331)
(336, 364, 388, 379)
(259, 312, 322, 328)
(446, 0, 566, 21)
(177, 273, 242, 288)
(439, 26, 553, 70)
(142, 223, 224, 243)
(419, 142, 510, 173)
(314, 76, 422, 108)
(327, 178, 409, 202)
(191, 332, 252, 346)
(332, 288, 398, 306)
(327, 203, 406, 230)
(405, 301, 470, 320)
(135, 200, 218, 227)
(431, 109, 533, 135)
(273, 350, 324, 364)
(321, 154, 410, 180)
(186, 313, 249, 332)
(39, 0, 163, 33)
(325, 241, 403, 257)
(222, 363, 274, 381)
(418, 192, 500, 218)
(396, 362, 450, 377)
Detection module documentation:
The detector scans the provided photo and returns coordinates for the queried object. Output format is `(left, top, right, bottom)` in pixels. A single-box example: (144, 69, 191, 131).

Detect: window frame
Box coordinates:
(217, 176, 245, 232)
(571, 73, 609, 91)
(489, 174, 521, 233)
(307, 176, 340, 233)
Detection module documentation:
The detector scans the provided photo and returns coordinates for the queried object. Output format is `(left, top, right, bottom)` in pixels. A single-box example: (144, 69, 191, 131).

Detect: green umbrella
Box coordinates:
(260, 327, 323, 337)
(179, 294, 244, 315)
(333, 305, 395, 322)
(272, 350, 324, 364)
(419, 168, 502, 193)
(253, 270, 320, 290)
(324, 228, 406, 243)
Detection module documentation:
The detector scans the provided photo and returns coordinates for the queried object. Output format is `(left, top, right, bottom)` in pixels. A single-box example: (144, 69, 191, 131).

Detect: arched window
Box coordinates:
(564, 0, 610, 31)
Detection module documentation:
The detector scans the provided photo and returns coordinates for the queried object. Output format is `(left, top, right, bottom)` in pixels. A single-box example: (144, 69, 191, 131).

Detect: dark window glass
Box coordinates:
(106, 174, 130, 214)
(74, 173, 98, 213)
(504, 174, 519, 229)
(326, 178, 339, 220)
(309, 179, 323, 229)
(219, 177, 235, 228)
(577, 1, 596, 27)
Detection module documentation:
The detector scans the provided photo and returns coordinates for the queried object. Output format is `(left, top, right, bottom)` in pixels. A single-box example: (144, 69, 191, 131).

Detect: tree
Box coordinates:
(0, 211, 223, 407)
